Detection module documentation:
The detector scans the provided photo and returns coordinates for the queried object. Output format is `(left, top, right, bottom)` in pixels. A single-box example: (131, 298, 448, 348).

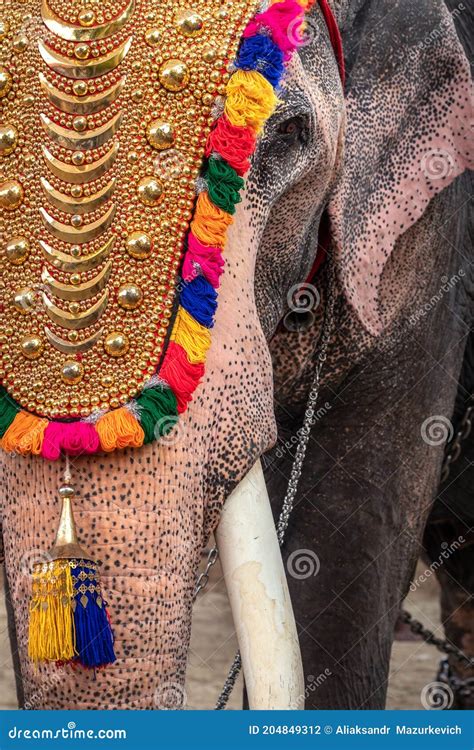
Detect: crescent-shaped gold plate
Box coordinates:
(44, 326, 104, 354)
(41, 177, 116, 215)
(40, 204, 116, 243)
(41, 261, 112, 301)
(38, 37, 132, 79)
(39, 236, 115, 272)
(39, 73, 126, 115)
(41, 143, 120, 184)
(41, 0, 135, 42)
(42, 289, 109, 329)
(40, 112, 122, 151)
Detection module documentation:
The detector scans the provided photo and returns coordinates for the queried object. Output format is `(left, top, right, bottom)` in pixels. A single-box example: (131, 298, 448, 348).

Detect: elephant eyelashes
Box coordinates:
(277, 115, 310, 146)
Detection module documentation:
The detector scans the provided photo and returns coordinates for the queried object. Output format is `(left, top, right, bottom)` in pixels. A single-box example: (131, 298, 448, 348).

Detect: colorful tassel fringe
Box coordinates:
(0, 0, 314, 459)
(29, 559, 116, 669)
(70, 561, 116, 669)
(28, 484, 116, 669)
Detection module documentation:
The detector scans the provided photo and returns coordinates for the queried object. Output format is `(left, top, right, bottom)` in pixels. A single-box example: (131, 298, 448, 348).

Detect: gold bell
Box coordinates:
(48, 484, 90, 561)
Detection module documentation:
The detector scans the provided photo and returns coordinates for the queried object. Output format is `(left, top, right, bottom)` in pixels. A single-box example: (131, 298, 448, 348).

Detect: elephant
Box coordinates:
(1, 0, 472, 710)
(265, 0, 473, 710)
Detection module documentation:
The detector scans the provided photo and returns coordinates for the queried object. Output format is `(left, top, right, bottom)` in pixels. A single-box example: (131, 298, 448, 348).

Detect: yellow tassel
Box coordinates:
(171, 307, 211, 364)
(28, 560, 77, 663)
(0, 412, 48, 454)
(191, 191, 233, 247)
(225, 69, 279, 133)
(96, 407, 145, 452)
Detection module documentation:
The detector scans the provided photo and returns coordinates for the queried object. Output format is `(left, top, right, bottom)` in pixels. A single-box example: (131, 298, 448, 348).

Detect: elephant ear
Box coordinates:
(328, 0, 473, 335)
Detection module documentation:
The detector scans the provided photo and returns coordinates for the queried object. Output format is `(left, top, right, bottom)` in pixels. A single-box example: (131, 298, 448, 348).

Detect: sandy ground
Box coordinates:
(0, 556, 442, 710)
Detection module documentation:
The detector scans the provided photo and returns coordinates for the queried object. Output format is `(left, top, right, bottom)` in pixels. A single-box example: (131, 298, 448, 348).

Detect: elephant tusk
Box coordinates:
(215, 459, 304, 709)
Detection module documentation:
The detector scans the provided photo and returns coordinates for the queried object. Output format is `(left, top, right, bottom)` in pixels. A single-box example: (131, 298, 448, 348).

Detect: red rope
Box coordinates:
(319, 0, 345, 87)
(304, 1, 344, 286)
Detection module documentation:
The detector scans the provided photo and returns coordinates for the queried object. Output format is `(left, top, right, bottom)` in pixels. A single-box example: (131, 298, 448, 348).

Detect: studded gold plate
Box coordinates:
(0, 0, 259, 419)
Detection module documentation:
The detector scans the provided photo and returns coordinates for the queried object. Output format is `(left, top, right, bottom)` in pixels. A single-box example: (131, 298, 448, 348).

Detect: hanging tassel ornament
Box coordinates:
(28, 464, 116, 669)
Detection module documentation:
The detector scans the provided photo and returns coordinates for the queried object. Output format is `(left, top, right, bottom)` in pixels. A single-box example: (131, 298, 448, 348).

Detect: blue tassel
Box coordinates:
(235, 35, 285, 88)
(71, 561, 116, 669)
(180, 276, 218, 328)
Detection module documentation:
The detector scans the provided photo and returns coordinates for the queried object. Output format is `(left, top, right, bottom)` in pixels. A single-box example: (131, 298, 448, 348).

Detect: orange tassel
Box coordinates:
(96, 408, 145, 452)
(0, 412, 48, 454)
(191, 192, 233, 247)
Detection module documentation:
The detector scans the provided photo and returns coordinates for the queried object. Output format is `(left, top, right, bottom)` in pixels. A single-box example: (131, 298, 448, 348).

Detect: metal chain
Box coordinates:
(214, 652, 242, 710)
(400, 610, 474, 669)
(440, 396, 473, 483)
(276, 278, 335, 546)
(214, 263, 338, 709)
(437, 657, 474, 700)
(193, 546, 219, 600)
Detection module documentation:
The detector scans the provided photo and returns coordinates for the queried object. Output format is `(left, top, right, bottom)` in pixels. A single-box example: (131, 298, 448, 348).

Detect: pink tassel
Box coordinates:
(41, 421, 101, 460)
(182, 233, 225, 288)
(243, 0, 305, 60)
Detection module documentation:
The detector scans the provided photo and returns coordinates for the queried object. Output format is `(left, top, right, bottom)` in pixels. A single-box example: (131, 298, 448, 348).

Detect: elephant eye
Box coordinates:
(277, 115, 309, 146)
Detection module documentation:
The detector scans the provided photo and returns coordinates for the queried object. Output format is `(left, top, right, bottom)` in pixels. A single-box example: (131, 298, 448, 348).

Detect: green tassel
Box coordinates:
(0, 387, 19, 438)
(136, 386, 178, 444)
(205, 158, 244, 215)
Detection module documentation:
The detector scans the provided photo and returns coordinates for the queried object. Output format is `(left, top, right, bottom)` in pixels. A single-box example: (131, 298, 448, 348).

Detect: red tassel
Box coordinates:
(160, 342, 205, 413)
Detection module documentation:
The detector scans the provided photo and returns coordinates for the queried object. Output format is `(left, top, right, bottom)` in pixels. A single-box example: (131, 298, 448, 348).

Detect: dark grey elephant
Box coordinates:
(263, 0, 473, 710)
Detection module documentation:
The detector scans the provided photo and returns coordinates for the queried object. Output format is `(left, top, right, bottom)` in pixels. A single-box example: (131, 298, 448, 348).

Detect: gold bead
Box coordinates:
(203, 47, 217, 63)
(73, 116, 88, 132)
(126, 230, 152, 259)
(0, 67, 13, 98)
(12, 34, 28, 53)
(137, 176, 163, 206)
(117, 283, 143, 310)
(127, 151, 138, 163)
(70, 274, 81, 285)
(71, 214, 83, 227)
(104, 331, 129, 358)
(131, 89, 144, 103)
(72, 151, 85, 165)
(78, 9, 96, 27)
(61, 360, 84, 385)
(176, 9, 204, 37)
(68, 331, 79, 341)
(70, 185, 83, 198)
(101, 374, 114, 387)
(5, 236, 29, 265)
(20, 334, 43, 360)
(0, 180, 24, 210)
(145, 27, 161, 46)
(0, 20, 10, 41)
(0, 123, 16, 156)
(159, 59, 189, 92)
(74, 43, 90, 59)
(72, 80, 88, 97)
(146, 120, 175, 151)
